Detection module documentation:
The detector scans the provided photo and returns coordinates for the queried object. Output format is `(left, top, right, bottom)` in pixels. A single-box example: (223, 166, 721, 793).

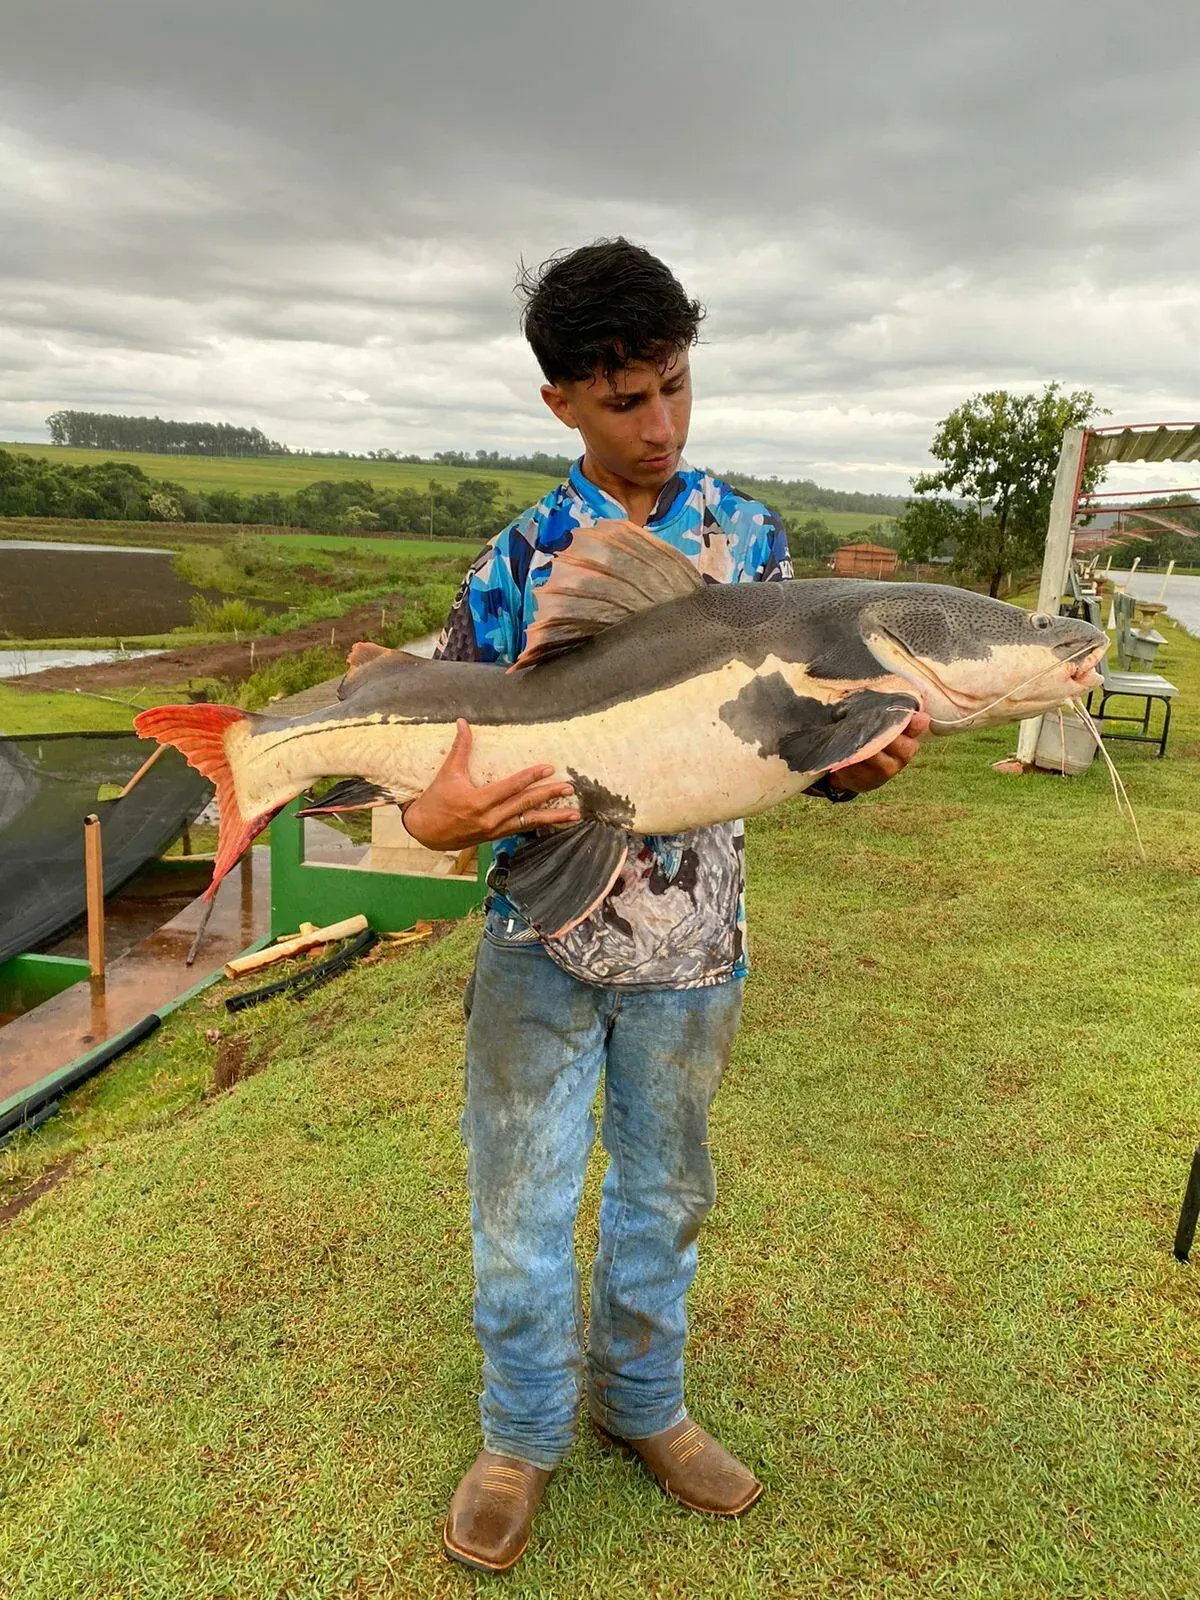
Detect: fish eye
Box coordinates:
(1030, 612, 1053, 630)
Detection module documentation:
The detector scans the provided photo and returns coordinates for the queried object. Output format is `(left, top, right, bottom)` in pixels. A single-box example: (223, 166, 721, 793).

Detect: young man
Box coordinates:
(402, 239, 927, 1574)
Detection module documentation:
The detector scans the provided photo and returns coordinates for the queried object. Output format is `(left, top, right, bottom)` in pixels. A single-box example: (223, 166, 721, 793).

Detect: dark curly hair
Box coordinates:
(517, 238, 705, 385)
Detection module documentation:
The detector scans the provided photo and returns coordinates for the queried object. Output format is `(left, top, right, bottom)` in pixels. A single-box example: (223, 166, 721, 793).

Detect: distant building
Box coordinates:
(833, 542, 899, 579)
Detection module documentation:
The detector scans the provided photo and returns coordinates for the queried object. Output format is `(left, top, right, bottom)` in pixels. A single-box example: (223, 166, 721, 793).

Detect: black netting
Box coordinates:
(0, 732, 212, 965)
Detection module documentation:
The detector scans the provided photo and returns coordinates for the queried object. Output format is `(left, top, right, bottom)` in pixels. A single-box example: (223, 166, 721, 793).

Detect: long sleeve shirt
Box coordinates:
(436, 457, 793, 991)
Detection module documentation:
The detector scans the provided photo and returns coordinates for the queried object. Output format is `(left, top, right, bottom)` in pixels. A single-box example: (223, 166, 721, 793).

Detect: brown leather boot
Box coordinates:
(442, 1449, 553, 1574)
(596, 1416, 763, 1516)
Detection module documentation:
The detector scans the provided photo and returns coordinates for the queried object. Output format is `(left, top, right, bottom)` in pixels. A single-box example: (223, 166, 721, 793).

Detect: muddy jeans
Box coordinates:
(461, 907, 744, 1469)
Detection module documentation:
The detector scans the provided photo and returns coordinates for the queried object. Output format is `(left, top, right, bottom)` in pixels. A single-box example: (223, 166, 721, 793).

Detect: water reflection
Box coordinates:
(0, 648, 163, 680)
(1108, 570, 1200, 638)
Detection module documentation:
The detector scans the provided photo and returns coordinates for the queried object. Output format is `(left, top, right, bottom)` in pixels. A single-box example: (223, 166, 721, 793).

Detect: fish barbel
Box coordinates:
(134, 523, 1107, 936)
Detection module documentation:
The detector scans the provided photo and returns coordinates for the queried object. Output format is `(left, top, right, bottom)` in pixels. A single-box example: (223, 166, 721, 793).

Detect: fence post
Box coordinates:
(84, 813, 105, 978)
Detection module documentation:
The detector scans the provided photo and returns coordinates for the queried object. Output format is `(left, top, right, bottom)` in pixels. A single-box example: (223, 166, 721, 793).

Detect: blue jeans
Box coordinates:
(461, 909, 744, 1469)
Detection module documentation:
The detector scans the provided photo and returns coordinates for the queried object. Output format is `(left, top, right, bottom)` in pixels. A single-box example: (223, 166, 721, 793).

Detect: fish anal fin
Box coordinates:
(511, 524, 701, 670)
(776, 688, 921, 776)
(338, 642, 425, 699)
(296, 777, 398, 816)
(502, 820, 628, 937)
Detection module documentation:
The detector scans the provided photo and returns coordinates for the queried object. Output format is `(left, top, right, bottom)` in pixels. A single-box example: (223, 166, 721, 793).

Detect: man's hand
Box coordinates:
(827, 711, 931, 795)
(402, 719, 579, 851)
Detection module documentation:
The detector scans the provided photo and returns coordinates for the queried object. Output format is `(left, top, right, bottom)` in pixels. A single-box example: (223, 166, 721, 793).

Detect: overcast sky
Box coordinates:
(2, 0, 1198, 492)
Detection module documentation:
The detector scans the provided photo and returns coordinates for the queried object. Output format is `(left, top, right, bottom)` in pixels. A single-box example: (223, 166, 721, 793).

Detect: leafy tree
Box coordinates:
(901, 384, 1103, 596)
(786, 515, 837, 561)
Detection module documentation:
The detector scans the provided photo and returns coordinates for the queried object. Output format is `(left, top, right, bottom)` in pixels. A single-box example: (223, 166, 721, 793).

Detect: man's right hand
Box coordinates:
(401, 718, 579, 851)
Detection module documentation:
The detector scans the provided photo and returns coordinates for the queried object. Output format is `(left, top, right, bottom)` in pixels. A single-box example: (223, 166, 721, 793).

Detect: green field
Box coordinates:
(1, 445, 896, 538)
(1, 609, 1198, 1595)
(784, 507, 896, 540)
(1, 441, 560, 505)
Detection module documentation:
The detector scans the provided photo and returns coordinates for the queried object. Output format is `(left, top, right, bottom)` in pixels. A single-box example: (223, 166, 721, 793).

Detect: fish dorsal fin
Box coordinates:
(337, 641, 424, 699)
(511, 523, 702, 670)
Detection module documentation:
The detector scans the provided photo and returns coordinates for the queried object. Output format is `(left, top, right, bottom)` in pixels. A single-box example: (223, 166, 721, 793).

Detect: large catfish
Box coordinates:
(135, 524, 1107, 936)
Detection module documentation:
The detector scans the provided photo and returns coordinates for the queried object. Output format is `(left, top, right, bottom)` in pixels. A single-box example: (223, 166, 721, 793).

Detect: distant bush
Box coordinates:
(189, 596, 268, 634)
(147, 491, 185, 521)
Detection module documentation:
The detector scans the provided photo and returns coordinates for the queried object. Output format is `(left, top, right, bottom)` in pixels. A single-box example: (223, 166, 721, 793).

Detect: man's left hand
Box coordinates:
(828, 711, 931, 794)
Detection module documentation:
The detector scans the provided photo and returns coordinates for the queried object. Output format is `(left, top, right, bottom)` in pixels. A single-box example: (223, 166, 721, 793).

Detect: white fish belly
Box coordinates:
(230, 658, 829, 826)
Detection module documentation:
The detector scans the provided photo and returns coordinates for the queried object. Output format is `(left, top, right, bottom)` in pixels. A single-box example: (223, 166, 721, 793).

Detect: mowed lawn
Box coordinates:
(0, 442, 560, 506)
(2, 621, 1199, 1597)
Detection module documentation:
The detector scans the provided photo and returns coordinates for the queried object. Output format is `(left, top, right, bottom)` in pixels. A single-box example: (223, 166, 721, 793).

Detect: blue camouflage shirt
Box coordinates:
(436, 457, 793, 991)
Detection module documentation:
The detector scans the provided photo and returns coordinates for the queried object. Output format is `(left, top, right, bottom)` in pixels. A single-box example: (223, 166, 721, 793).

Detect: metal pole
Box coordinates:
(1015, 427, 1088, 767)
(84, 813, 105, 978)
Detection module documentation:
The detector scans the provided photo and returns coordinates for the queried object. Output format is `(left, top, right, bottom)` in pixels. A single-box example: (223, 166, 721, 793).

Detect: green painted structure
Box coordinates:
(0, 952, 92, 1017)
(268, 800, 487, 937)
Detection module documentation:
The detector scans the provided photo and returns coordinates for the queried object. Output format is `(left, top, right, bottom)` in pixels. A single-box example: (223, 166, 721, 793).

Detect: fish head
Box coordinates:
(858, 584, 1109, 733)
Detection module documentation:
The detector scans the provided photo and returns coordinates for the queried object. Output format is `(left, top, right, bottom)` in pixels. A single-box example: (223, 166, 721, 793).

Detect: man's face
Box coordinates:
(541, 348, 692, 491)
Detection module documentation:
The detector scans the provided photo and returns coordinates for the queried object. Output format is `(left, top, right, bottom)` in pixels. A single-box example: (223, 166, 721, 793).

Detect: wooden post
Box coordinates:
(84, 813, 105, 978)
(1015, 427, 1088, 768)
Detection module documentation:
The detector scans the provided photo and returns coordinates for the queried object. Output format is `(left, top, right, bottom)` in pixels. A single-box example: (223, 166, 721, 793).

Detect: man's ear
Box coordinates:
(541, 382, 578, 431)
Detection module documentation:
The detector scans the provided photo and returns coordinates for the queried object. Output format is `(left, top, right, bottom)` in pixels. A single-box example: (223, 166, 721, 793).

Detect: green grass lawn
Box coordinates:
(2, 618, 1199, 1596)
(0, 681, 168, 734)
(1, 443, 560, 505)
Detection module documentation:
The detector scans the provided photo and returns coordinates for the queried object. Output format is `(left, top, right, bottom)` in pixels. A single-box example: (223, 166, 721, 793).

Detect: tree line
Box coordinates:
(46, 411, 286, 456)
(0, 449, 520, 540)
(36, 413, 907, 519)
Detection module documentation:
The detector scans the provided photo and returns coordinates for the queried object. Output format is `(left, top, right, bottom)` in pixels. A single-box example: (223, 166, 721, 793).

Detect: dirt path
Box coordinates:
(10, 596, 410, 693)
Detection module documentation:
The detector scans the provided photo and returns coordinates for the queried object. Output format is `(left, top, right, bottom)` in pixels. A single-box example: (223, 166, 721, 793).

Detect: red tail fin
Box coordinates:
(133, 703, 274, 897)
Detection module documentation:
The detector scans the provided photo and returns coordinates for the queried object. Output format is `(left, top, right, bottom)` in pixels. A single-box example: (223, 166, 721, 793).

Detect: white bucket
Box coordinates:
(1033, 714, 1098, 776)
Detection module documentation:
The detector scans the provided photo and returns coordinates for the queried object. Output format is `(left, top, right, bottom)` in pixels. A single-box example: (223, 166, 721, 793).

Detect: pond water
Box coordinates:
(0, 541, 284, 639)
(0, 648, 164, 680)
(1108, 570, 1200, 638)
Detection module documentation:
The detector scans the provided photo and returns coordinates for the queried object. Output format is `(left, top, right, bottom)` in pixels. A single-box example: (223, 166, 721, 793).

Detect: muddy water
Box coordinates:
(0, 543, 210, 638)
(0, 542, 282, 639)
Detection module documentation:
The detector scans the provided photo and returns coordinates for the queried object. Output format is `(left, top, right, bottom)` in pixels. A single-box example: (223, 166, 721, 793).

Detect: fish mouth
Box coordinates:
(1066, 641, 1108, 691)
(869, 627, 1108, 723)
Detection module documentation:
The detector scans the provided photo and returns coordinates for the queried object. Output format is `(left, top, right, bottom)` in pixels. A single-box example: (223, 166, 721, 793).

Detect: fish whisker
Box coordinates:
(1069, 701, 1146, 860)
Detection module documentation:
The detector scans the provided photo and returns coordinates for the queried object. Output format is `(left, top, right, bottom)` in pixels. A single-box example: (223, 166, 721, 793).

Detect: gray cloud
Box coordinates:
(2, 0, 1199, 490)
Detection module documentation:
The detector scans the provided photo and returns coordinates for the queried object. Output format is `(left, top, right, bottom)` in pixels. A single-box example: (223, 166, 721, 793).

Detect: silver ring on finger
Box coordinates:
(518, 811, 526, 828)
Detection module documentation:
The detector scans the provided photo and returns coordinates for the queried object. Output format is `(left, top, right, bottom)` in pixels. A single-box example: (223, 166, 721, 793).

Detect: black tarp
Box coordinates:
(0, 732, 212, 965)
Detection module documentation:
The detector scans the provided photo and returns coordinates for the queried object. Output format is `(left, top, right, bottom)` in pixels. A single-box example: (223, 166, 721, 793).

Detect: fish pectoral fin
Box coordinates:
(337, 643, 425, 700)
(296, 777, 398, 815)
(503, 820, 629, 939)
(777, 688, 921, 776)
(511, 523, 702, 670)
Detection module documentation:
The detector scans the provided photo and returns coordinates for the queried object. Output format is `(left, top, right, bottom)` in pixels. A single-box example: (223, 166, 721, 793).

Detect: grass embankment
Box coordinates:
(0, 684, 168, 736)
(1, 613, 1198, 1595)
